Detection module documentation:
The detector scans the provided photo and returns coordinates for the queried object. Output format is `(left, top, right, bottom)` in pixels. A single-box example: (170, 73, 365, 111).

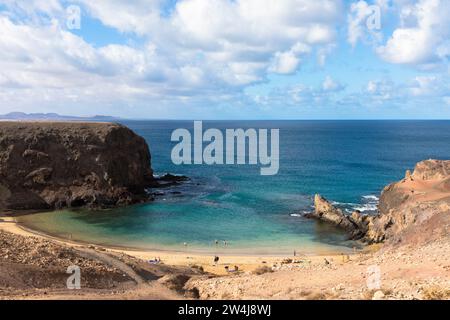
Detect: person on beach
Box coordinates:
(214, 256, 219, 265)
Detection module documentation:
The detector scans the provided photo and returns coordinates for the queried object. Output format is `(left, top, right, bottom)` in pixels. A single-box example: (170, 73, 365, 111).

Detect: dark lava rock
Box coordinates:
(158, 173, 189, 182)
(154, 173, 190, 188)
(0, 122, 156, 210)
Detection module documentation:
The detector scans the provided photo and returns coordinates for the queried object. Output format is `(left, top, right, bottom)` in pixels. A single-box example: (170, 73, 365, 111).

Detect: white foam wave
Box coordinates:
(333, 201, 360, 206)
(290, 210, 310, 217)
(353, 204, 378, 212)
(362, 195, 379, 201)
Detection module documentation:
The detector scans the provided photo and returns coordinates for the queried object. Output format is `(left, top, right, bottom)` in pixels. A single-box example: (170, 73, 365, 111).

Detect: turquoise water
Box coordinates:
(19, 121, 450, 255)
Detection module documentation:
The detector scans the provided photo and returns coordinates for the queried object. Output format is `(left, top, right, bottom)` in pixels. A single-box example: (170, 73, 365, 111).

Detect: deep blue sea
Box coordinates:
(19, 121, 450, 255)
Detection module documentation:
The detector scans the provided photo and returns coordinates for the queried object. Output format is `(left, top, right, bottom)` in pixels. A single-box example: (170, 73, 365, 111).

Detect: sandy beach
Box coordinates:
(1, 209, 448, 300)
(0, 214, 350, 276)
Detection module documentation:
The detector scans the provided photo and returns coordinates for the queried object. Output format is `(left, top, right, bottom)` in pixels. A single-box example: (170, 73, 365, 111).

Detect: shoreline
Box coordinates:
(0, 213, 370, 276)
(2, 212, 449, 300)
(11, 207, 364, 257)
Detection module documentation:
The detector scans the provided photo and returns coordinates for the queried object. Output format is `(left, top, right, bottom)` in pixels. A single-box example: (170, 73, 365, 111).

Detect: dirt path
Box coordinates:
(74, 248, 146, 286)
(0, 226, 187, 300)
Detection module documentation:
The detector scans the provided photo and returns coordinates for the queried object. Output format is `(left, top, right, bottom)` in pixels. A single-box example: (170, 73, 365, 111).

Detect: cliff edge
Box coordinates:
(0, 122, 155, 210)
(313, 159, 450, 245)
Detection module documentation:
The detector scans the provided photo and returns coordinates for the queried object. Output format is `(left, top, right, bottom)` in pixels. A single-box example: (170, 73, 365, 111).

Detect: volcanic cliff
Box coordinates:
(0, 122, 155, 210)
(312, 159, 450, 245)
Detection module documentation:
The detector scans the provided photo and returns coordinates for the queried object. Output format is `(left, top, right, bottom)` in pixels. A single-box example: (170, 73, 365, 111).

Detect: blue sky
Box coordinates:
(0, 0, 449, 119)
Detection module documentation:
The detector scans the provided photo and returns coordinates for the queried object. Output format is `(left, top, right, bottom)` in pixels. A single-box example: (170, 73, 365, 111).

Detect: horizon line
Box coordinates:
(3, 117, 450, 121)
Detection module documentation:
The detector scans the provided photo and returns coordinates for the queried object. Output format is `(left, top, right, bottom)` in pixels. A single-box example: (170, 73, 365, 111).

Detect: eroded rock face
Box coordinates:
(411, 159, 450, 180)
(312, 159, 450, 245)
(374, 159, 450, 244)
(0, 122, 155, 210)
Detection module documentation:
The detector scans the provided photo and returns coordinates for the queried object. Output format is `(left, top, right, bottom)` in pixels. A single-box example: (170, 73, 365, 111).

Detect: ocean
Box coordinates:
(18, 120, 450, 255)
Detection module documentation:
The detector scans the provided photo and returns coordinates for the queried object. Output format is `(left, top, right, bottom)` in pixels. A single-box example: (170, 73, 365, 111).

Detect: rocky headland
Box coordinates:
(0, 122, 156, 210)
(310, 159, 450, 247)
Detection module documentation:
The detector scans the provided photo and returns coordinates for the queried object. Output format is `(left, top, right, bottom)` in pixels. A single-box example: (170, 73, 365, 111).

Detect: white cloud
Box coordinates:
(268, 43, 310, 74)
(76, 0, 162, 35)
(364, 74, 450, 107)
(269, 51, 301, 75)
(1, 0, 448, 118)
(406, 75, 450, 100)
(408, 76, 439, 96)
(0, 0, 64, 23)
(444, 96, 450, 106)
(80, 0, 342, 82)
(377, 0, 450, 65)
(347, 0, 383, 47)
(0, 0, 344, 115)
(317, 44, 336, 66)
(365, 79, 397, 101)
(348, 0, 450, 70)
(322, 76, 345, 92)
(250, 76, 345, 108)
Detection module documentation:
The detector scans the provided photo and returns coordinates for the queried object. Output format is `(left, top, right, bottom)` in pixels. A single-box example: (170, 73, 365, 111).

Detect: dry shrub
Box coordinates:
(361, 290, 375, 300)
(190, 264, 204, 273)
(252, 265, 273, 275)
(303, 291, 328, 300)
(361, 288, 392, 300)
(422, 286, 450, 300)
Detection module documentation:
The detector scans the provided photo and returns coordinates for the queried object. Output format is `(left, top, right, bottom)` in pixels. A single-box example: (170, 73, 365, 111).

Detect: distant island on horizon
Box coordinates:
(0, 112, 120, 122)
(3, 112, 450, 122)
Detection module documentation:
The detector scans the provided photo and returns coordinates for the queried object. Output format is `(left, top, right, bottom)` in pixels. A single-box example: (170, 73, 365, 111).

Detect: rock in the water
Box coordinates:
(155, 173, 190, 187)
(158, 173, 189, 182)
(313, 195, 341, 222)
(0, 122, 156, 210)
(311, 194, 366, 239)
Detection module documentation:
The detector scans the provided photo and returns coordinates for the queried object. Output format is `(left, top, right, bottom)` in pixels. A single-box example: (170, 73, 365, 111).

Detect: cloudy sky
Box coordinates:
(0, 0, 449, 119)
